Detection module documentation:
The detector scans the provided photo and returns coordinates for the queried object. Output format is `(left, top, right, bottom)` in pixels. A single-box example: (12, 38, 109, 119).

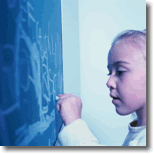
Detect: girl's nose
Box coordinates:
(106, 76, 116, 90)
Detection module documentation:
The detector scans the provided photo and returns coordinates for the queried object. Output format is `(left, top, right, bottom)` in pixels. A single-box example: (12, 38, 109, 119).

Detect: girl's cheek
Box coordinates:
(131, 94, 138, 99)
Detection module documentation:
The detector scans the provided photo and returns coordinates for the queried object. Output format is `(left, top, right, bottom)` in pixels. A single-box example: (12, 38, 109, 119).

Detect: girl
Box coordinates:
(56, 29, 146, 146)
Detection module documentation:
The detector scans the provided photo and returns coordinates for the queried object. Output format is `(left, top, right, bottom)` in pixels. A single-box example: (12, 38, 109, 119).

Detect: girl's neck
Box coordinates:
(136, 118, 146, 127)
(135, 105, 146, 127)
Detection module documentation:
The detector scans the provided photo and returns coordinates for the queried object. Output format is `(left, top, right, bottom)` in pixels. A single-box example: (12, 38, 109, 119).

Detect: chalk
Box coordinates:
(55, 96, 60, 101)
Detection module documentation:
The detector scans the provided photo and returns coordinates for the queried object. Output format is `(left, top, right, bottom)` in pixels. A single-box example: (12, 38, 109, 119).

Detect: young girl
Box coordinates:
(56, 29, 146, 146)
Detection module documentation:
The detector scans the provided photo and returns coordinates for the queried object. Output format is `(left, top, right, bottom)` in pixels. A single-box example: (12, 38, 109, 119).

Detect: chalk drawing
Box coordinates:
(27, 1, 35, 26)
(20, 0, 27, 23)
(1, 0, 63, 146)
(0, 103, 20, 116)
(15, 109, 55, 146)
(51, 34, 55, 55)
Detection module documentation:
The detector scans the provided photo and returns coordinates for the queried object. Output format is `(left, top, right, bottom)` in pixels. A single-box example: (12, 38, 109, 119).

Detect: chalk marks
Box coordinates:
(0, 0, 63, 146)
(0, 103, 20, 117)
(51, 34, 55, 55)
(27, 1, 35, 26)
(15, 109, 55, 146)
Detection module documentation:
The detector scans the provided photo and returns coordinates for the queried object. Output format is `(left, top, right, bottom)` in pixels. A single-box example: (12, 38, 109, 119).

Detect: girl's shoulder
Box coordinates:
(123, 119, 146, 146)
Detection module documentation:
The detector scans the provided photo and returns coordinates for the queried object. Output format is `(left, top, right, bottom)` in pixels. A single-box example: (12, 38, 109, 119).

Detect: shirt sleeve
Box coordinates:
(56, 119, 105, 146)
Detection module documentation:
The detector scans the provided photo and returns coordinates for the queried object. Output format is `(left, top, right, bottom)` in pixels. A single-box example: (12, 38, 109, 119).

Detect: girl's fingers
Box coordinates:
(58, 93, 74, 99)
(57, 93, 76, 111)
(57, 104, 60, 112)
(56, 94, 75, 108)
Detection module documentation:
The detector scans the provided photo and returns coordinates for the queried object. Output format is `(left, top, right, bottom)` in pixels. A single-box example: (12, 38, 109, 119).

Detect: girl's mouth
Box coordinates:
(112, 98, 120, 104)
(110, 94, 119, 99)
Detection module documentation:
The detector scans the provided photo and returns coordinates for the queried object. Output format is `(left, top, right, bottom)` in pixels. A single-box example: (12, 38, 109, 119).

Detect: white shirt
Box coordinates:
(55, 118, 146, 146)
(122, 119, 146, 146)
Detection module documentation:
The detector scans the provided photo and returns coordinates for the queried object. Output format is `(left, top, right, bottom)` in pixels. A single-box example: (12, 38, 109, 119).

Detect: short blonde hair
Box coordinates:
(111, 29, 146, 60)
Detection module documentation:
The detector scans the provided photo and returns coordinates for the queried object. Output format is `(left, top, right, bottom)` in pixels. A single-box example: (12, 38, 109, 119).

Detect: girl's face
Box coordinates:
(106, 39, 146, 116)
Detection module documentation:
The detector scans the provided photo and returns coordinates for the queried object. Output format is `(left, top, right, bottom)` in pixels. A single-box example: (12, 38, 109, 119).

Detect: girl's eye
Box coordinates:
(117, 71, 124, 76)
(107, 71, 125, 76)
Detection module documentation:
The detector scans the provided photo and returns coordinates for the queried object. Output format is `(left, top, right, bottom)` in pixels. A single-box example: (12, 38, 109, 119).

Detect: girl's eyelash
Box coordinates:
(117, 71, 124, 76)
(107, 71, 125, 76)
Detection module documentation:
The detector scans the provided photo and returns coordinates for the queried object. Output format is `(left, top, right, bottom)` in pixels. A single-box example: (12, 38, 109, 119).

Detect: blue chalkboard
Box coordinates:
(0, 0, 63, 146)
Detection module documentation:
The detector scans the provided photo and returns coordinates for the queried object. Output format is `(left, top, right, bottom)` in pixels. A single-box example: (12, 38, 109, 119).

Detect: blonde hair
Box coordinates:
(111, 29, 146, 60)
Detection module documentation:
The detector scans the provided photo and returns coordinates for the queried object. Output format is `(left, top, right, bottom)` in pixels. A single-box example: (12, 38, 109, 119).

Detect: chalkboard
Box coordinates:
(0, 0, 63, 146)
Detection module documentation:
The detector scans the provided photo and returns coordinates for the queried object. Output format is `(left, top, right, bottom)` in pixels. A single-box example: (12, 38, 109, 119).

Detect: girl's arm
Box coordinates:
(56, 93, 105, 146)
(56, 118, 105, 146)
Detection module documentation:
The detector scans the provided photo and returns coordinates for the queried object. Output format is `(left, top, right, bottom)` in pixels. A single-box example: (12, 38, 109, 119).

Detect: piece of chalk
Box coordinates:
(55, 96, 59, 101)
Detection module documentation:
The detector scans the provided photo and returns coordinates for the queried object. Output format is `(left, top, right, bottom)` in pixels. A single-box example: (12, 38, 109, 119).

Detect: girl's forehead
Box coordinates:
(108, 40, 145, 67)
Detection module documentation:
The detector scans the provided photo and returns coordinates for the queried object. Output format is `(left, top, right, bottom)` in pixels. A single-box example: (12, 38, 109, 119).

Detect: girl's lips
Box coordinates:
(110, 94, 119, 99)
(112, 98, 120, 104)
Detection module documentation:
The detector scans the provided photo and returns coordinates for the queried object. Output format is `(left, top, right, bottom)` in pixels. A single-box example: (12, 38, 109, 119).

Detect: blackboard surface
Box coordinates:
(0, 0, 63, 146)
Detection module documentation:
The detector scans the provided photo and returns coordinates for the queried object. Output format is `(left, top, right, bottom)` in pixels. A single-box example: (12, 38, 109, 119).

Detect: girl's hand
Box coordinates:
(56, 93, 82, 126)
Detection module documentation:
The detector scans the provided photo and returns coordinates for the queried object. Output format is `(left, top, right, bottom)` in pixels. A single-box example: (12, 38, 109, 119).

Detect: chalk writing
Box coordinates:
(0, 0, 63, 146)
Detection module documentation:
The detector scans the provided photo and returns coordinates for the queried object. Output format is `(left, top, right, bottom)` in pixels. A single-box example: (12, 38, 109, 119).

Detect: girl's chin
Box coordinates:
(115, 107, 131, 116)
